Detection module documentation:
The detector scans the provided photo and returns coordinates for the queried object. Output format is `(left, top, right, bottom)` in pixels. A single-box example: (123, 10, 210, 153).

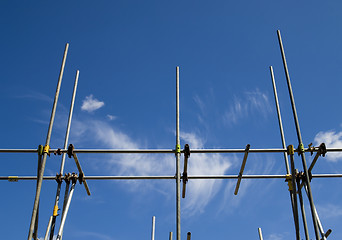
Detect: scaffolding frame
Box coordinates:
(1, 30, 341, 240)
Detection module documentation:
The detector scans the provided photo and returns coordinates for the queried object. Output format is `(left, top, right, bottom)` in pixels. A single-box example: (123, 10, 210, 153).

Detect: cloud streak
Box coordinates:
(314, 130, 342, 161)
(223, 89, 271, 125)
(81, 94, 105, 113)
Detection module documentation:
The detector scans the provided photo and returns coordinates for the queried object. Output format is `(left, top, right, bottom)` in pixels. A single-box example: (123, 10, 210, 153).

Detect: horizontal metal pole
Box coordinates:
(3, 174, 342, 181)
(1, 147, 342, 154)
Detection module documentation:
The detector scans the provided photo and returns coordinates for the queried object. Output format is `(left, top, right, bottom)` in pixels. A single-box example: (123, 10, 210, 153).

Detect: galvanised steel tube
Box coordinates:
(289, 151, 300, 240)
(277, 30, 320, 240)
(28, 43, 69, 240)
(296, 171, 310, 240)
(151, 216, 156, 240)
(3, 174, 342, 181)
(56, 181, 76, 240)
(258, 228, 263, 240)
(2, 147, 342, 154)
(175, 66, 181, 240)
(270, 66, 301, 237)
(49, 70, 79, 240)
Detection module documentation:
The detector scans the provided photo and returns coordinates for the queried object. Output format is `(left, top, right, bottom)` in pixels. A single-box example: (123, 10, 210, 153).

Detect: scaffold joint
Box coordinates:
(8, 176, 18, 182)
(175, 144, 181, 154)
(287, 145, 294, 155)
(53, 205, 59, 216)
(319, 142, 327, 157)
(297, 143, 304, 156)
(67, 144, 74, 158)
(184, 144, 190, 158)
(78, 172, 84, 185)
(64, 173, 71, 184)
(285, 174, 293, 191)
(71, 173, 78, 184)
(38, 145, 44, 156)
(43, 144, 50, 156)
(54, 148, 62, 155)
(56, 173, 63, 184)
(182, 172, 188, 183)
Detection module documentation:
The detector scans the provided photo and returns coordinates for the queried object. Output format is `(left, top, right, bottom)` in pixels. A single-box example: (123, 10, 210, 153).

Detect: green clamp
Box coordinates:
(297, 143, 304, 156)
(175, 144, 181, 154)
(38, 145, 44, 156)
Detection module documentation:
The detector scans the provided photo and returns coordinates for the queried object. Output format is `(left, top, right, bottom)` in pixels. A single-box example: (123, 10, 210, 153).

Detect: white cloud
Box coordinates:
(223, 89, 271, 125)
(180, 132, 232, 215)
(314, 130, 342, 162)
(316, 203, 342, 219)
(107, 114, 117, 121)
(266, 233, 285, 240)
(81, 94, 105, 113)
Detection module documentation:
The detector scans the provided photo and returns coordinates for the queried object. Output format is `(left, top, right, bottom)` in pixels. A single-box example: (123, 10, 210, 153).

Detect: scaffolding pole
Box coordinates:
(175, 66, 181, 240)
(277, 30, 320, 240)
(49, 70, 79, 240)
(270, 66, 302, 239)
(28, 43, 69, 240)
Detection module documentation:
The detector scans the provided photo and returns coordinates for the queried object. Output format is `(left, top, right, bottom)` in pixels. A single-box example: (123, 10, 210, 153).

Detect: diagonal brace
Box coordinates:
(234, 144, 250, 195)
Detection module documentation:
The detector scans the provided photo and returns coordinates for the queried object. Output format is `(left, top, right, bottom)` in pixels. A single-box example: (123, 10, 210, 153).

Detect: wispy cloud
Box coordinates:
(223, 89, 271, 125)
(73, 231, 114, 240)
(266, 233, 285, 240)
(71, 119, 233, 215)
(316, 203, 342, 219)
(314, 130, 342, 162)
(81, 94, 105, 113)
(180, 132, 232, 215)
(107, 114, 117, 121)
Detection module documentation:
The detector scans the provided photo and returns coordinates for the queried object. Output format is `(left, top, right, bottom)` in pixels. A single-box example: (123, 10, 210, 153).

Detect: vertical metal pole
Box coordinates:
(56, 180, 76, 240)
(49, 70, 79, 240)
(270, 66, 301, 238)
(289, 150, 301, 240)
(28, 43, 69, 240)
(151, 216, 156, 240)
(258, 228, 263, 240)
(33, 154, 42, 239)
(169, 232, 173, 240)
(175, 66, 181, 240)
(296, 171, 310, 240)
(277, 30, 320, 239)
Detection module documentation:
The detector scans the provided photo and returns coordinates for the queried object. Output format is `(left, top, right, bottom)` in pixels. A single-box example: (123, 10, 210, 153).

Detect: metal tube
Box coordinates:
(296, 171, 310, 240)
(169, 232, 173, 240)
(303, 183, 327, 240)
(270, 66, 300, 239)
(187, 232, 191, 240)
(289, 153, 301, 240)
(270, 66, 290, 173)
(44, 216, 53, 240)
(258, 228, 263, 240)
(56, 181, 76, 240)
(277, 30, 320, 239)
(3, 147, 342, 154)
(28, 43, 69, 240)
(50, 70, 79, 240)
(175, 66, 181, 240)
(151, 216, 156, 240)
(234, 144, 250, 195)
(4, 173, 342, 181)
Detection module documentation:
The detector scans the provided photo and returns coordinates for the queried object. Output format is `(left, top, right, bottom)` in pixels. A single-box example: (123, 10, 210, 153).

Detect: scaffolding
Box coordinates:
(1, 30, 341, 240)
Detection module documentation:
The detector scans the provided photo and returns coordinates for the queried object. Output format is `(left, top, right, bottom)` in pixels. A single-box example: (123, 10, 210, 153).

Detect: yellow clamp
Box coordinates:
(176, 144, 181, 154)
(287, 145, 294, 155)
(53, 205, 59, 216)
(43, 145, 50, 156)
(285, 174, 293, 191)
(8, 176, 18, 182)
(298, 143, 304, 155)
(38, 145, 44, 156)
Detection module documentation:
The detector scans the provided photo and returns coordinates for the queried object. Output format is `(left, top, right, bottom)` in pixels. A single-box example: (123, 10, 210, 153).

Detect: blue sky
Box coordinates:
(1, 1, 342, 240)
